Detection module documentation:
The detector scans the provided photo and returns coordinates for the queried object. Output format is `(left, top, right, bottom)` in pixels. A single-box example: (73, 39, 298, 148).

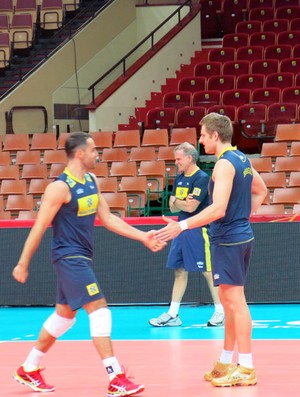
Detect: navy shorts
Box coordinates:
(166, 227, 212, 272)
(211, 239, 254, 286)
(53, 256, 105, 311)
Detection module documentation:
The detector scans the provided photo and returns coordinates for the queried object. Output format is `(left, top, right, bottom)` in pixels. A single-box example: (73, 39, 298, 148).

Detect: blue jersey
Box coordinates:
(51, 169, 99, 262)
(209, 148, 254, 244)
(172, 168, 209, 221)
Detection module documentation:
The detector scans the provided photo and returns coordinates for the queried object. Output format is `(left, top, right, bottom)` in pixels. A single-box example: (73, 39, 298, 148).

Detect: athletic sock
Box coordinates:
(23, 347, 45, 372)
(168, 301, 180, 318)
(238, 353, 253, 368)
(103, 356, 122, 380)
(219, 349, 234, 364)
(214, 303, 224, 314)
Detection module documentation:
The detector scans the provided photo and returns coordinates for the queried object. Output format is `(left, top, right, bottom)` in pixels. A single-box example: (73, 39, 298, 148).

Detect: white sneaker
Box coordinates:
(149, 312, 182, 327)
(207, 311, 224, 327)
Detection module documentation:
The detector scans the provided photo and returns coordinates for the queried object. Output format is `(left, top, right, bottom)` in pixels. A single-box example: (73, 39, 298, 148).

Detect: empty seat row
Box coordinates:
(208, 44, 300, 62)
(0, 0, 81, 69)
(223, 31, 300, 49)
(234, 18, 300, 34)
(201, 1, 300, 36)
(0, 0, 79, 23)
(235, 17, 300, 34)
(195, 58, 300, 78)
(249, 6, 300, 22)
(200, 0, 300, 12)
(156, 89, 300, 110)
(144, 101, 300, 129)
(179, 73, 300, 93)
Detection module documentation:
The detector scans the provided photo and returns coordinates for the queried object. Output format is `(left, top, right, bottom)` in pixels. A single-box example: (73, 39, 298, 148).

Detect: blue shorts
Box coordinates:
(53, 256, 105, 311)
(166, 227, 212, 272)
(211, 239, 254, 286)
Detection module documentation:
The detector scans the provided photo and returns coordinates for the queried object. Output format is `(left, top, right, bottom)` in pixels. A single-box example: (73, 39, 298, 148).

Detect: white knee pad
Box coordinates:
(89, 308, 112, 337)
(43, 312, 76, 338)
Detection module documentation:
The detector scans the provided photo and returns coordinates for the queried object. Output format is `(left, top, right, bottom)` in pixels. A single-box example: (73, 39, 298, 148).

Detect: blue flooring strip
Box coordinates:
(1, 304, 299, 342)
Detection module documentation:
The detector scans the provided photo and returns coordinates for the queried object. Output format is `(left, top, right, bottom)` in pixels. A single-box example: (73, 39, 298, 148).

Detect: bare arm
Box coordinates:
(169, 194, 200, 214)
(95, 180, 165, 252)
(155, 159, 235, 241)
(12, 181, 69, 283)
(251, 167, 268, 213)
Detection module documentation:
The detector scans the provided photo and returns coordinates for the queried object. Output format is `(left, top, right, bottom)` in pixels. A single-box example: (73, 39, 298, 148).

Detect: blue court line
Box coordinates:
(1, 304, 299, 342)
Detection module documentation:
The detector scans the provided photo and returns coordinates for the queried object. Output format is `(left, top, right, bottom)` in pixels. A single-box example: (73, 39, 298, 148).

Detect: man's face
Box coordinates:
(174, 149, 192, 173)
(81, 138, 98, 170)
(199, 125, 216, 155)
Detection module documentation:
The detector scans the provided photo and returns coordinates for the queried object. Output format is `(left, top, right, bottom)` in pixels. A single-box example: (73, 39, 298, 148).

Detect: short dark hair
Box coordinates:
(65, 132, 91, 159)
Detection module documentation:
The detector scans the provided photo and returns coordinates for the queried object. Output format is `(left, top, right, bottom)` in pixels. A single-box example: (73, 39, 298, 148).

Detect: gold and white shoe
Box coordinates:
(211, 364, 257, 387)
(204, 361, 234, 382)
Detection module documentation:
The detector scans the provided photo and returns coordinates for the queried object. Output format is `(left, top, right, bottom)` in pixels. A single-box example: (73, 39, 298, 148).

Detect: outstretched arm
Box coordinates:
(96, 190, 166, 252)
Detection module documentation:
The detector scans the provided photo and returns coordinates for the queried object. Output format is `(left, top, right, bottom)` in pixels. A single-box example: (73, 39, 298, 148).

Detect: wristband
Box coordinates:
(179, 220, 188, 231)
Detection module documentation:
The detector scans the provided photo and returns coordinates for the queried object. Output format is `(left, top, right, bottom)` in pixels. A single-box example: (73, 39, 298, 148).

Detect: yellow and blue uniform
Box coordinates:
(167, 168, 212, 272)
(209, 148, 254, 286)
(52, 170, 104, 310)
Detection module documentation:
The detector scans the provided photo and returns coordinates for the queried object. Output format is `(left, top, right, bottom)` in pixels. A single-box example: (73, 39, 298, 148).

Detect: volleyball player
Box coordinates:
(12, 132, 164, 396)
(155, 113, 267, 387)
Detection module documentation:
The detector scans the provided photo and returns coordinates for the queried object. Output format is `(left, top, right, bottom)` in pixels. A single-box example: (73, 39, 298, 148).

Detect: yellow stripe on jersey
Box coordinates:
(77, 194, 98, 217)
(202, 227, 212, 272)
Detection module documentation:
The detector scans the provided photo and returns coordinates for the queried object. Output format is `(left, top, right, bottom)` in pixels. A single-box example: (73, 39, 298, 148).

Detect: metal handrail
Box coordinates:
(88, 0, 192, 104)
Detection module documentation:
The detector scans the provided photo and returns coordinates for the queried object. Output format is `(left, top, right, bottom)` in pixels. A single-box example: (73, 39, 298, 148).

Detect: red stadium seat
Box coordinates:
(236, 74, 265, 91)
(192, 90, 222, 109)
(222, 89, 251, 107)
(251, 87, 281, 105)
(207, 105, 237, 122)
(251, 59, 279, 76)
(265, 72, 294, 90)
(264, 44, 293, 61)
(208, 47, 235, 63)
(162, 91, 192, 109)
(178, 76, 206, 93)
(279, 58, 300, 75)
(235, 20, 262, 34)
(236, 46, 264, 62)
(262, 18, 289, 34)
(249, 7, 275, 22)
(175, 106, 206, 129)
(222, 60, 250, 76)
(249, 32, 276, 48)
(194, 61, 222, 78)
(145, 107, 176, 129)
(222, 33, 249, 48)
(207, 75, 236, 92)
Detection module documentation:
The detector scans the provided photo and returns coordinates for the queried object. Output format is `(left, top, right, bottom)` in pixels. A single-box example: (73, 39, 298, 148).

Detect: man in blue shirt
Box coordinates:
(149, 142, 224, 327)
(12, 132, 164, 396)
(155, 113, 267, 388)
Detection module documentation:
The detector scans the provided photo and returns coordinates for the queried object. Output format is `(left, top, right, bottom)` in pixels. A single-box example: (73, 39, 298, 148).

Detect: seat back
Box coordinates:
(262, 18, 289, 34)
(102, 192, 128, 217)
(40, 0, 64, 30)
(141, 129, 169, 147)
